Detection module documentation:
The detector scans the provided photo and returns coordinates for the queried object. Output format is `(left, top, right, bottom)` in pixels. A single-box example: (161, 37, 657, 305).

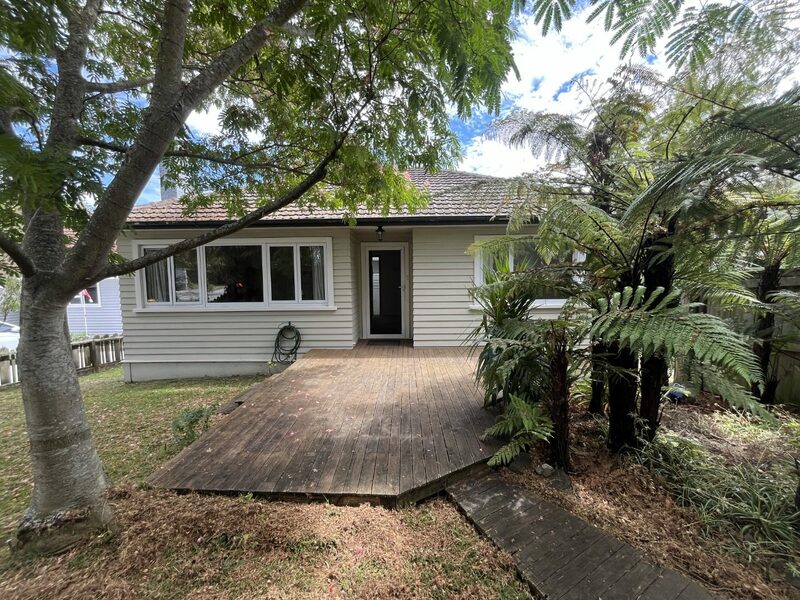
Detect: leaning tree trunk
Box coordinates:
(752, 261, 781, 404)
(15, 279, 110, 553)
(639, 227, 676, 442)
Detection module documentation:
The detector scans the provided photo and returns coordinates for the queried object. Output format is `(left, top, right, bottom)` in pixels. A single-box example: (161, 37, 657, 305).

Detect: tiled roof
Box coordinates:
(128, 169, 515, 226)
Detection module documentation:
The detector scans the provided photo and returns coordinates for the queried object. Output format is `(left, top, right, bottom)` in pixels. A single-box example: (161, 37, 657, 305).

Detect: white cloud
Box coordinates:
(459, 8, 673, 176)
(186, 106, 223, 136)
(459, 137, 542, 177)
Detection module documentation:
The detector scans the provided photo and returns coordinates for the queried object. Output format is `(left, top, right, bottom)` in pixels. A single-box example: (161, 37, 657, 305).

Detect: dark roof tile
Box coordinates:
(128, 169, 514, 226)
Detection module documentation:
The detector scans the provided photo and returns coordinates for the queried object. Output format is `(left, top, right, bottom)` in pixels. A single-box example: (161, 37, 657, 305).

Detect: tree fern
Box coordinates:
(484, 394, 553, 466)
(592, 286, 763, 387)
(682, 361, 774, 422)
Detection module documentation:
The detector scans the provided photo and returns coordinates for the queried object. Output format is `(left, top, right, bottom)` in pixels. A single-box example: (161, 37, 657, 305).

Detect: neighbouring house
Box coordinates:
(120, 169, 564, 382)
(5, 276, 123, 337)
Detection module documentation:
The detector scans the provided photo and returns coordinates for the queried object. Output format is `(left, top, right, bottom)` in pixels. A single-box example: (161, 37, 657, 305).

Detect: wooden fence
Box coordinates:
(0, 335, 124, 387)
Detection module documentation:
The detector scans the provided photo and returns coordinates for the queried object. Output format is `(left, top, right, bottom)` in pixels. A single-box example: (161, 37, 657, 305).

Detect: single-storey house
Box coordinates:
(120, 169, 562, 382)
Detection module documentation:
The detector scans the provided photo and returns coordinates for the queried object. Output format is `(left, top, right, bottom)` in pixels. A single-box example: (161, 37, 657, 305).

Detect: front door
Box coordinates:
(362, 244, 407, 338)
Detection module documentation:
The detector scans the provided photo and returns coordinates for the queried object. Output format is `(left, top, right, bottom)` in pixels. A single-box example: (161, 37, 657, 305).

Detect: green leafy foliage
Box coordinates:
(484, 394, 553, 466)
(592, 286, 761, 385)
(0, 275, 20, 319)
(172, 405, 218, 449)
(638, 431, 799, 571)
(1, 0, 523, 264)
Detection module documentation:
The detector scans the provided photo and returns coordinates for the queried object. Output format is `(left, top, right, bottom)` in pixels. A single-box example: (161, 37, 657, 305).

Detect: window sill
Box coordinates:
(133, 304, 338, 314)
(468, 301, 566, 312)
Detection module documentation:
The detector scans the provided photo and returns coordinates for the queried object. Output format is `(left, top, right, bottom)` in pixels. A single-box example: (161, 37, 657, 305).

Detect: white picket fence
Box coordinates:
(0, 335, 124, 387)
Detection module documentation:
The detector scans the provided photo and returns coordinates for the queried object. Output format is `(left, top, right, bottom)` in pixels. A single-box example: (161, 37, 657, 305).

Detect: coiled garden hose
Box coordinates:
(272, 322, 301, 364)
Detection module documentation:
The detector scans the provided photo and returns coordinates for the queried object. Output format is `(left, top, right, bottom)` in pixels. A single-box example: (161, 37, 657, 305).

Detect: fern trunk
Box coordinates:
(639, 228, 676, 441)
(588, 341, 607, 414)
(752, 260, 781, 404)
(546, 327, 571, 470)
(607, 344, 639, 452)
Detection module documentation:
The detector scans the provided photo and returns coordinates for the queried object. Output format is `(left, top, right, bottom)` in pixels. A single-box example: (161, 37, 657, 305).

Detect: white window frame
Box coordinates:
(266, 242, 331, 307)
(70, 283, 102, 307)
(132, 237, 336, 312)
(473, 235, 582, 309)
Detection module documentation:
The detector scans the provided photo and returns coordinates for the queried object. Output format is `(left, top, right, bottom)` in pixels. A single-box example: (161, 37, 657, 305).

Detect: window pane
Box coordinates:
(173, 250, 200, 303)
(205, 246, 264, 303)
(513, 240, 567, 300)
(512, 240, 543, 272)
(269, 246, 295, 301)
(300, 245, 326, 301)
(144, 249, 170, 303)
(480, 245, 509, 283)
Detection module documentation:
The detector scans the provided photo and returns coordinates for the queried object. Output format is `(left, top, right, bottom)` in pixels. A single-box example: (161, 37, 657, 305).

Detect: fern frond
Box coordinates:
(683, 361, 774, 422)
(592, 286, 762, 385)
(484, 395, 553, 465)
(487, 109, 587, 164)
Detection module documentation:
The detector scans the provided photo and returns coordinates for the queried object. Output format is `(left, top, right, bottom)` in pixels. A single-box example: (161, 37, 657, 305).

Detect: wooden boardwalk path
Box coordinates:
(448, 472, 713, 600)
(150, 345, 500, 505)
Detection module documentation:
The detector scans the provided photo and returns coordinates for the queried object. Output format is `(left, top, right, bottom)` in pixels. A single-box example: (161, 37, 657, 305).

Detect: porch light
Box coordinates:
(376, 225, 384, 242)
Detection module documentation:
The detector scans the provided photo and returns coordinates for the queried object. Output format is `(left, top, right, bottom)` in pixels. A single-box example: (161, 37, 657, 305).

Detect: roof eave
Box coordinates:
(126, 215, 512, 229)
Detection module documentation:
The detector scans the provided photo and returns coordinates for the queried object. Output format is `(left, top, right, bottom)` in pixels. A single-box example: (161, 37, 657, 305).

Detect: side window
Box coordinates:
(70, 283, 100, 306)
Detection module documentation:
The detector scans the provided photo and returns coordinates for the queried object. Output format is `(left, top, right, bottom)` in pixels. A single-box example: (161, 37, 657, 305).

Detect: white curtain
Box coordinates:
(144, 253, 170, 302)
(311, 246, 325, 300)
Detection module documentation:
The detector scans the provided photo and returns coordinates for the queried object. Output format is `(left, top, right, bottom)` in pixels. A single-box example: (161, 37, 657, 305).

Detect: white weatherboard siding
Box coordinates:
(411, 225, 559, 347)
(412, 226, 498, 346)
(119, 227, 356, 381)
(350, 229, 362, 342)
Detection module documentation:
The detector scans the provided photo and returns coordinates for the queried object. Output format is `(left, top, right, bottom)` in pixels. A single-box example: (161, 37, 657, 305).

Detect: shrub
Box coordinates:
(637, 432, 800, 576)
(172, 405, 218, 448)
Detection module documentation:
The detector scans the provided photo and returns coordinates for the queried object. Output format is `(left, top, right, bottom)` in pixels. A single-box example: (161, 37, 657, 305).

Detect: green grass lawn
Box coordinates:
(0, 367, 263, 535)
(0, 368, 528, 599)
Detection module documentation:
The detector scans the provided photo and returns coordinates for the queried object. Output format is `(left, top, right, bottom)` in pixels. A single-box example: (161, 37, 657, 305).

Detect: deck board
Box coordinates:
(448, 474, 713, 600)
(149, 344, 500, 504)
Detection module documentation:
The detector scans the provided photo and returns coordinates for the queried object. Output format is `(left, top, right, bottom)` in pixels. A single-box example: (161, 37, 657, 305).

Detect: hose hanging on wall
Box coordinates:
(272, 322, 301, 365)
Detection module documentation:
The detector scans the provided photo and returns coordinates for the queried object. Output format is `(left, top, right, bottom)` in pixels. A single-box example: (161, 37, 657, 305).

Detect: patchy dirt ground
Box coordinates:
(502, 405, 799, 600)
(0, 486, 529, 600)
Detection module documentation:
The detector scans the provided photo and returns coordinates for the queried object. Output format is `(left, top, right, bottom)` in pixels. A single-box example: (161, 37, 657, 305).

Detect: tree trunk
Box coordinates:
(15, 282, 110, 553)
(752, 261, 781, 404)
(639, 229, 676, 441)
(606, 343, 639, 452)
(588, 341, 607, 415)
(547, 328, 571, 470)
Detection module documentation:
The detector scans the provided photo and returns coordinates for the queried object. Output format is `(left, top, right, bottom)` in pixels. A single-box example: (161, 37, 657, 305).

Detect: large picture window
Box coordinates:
(205, 245, 264, 303)
(474, 236, 579, 306)
(137, 238, 332, 310)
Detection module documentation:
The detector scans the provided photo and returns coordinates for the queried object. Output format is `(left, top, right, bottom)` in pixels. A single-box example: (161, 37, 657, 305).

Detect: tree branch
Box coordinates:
(0, 231, 36, 277)
(76, 136, 313, 175)
(84, 76, 154, 93)
(67, 0, 310, 281)
(102, 134, 346, 278)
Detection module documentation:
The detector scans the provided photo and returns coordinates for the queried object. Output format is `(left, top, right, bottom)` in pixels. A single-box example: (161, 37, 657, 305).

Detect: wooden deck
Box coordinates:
(448, 473, 713, 600)
(150, 344, 500, 504)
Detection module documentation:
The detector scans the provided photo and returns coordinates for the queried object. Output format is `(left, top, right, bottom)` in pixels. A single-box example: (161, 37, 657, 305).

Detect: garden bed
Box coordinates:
(502, 399, 800, 600)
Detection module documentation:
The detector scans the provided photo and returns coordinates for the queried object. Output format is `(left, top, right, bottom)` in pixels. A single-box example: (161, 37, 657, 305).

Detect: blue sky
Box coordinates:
(137, 6, 670, 205)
